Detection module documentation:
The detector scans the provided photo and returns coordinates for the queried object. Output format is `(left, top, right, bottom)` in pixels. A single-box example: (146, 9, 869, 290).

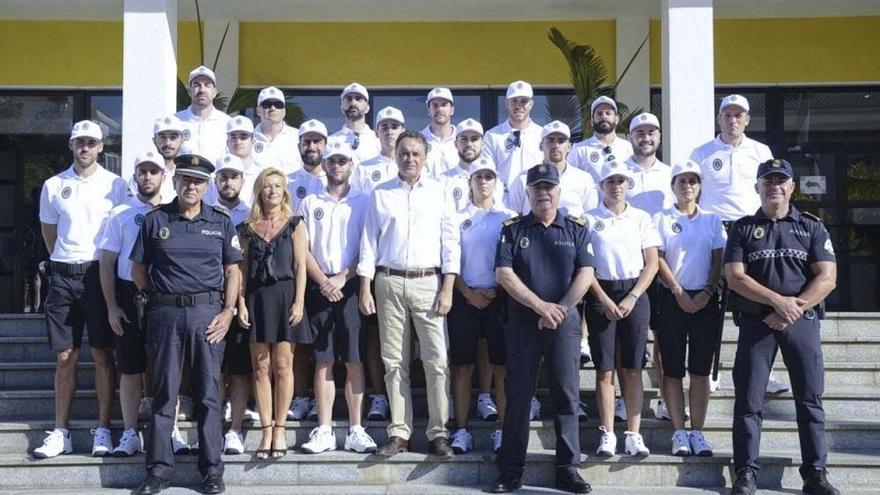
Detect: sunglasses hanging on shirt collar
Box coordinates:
(352, 132, 360, 150)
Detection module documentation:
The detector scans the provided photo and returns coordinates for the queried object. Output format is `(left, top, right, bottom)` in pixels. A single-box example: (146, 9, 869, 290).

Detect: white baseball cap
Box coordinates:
(629, 112, 661, 133)
(340, 82, 369, 100)
(258, 86, 285, 106)
(323, 138, 354, 160)
(469, 155, 497, 177)
(188, 65, 216, 85)
(590, 95, 618, 115)
(299, 119, 328, 139)
(70, 120, 103, 141)
(376, 106, 405, 125)
(134, 148, 166, 171)
(598, 160, 634, 183)
(506, 80, 533, 100)
(153, 115, 185, 135)
(215, 154, 245, 175)
(719, 94, 750, 113)
(456, 118, 484, 136)
(671, 160, 703, 180)
(541, 121, 571, 140)
(226, 116, 254, 135)
(426, 87, 454, 104)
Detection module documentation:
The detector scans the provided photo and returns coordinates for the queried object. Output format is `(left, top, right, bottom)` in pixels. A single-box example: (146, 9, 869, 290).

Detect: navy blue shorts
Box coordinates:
(45, 262, 112, 351)
(584, 278, 650, 371)
(655, 287, 720, 378)
(447, 289, 506, 366)
(306, 278, 366, 364)
(113, 280, 146, 374)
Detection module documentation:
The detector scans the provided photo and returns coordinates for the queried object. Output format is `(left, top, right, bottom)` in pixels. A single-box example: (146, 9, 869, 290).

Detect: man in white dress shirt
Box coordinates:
(175, 66, 231, 160)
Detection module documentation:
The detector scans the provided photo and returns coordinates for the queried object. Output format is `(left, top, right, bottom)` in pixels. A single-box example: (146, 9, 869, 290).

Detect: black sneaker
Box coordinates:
(802, 468, 841, 495)
(731, 467, 757, 495)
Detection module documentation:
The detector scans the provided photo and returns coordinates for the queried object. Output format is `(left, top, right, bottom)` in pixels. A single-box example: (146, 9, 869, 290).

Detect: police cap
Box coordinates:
(757, 159, 793, 180)
(526, 164, 560, 186)
(173, 154, 215, 180)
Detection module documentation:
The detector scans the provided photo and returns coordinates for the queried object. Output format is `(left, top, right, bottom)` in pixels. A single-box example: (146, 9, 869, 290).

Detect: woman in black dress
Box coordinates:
(237, 167, 307, 459)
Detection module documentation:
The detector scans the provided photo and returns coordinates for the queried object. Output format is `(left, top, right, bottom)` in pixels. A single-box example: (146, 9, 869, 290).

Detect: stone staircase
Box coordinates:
(0, 313, 879, 493)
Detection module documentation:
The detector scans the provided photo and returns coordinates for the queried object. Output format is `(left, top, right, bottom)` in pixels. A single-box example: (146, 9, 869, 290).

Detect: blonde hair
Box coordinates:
(245, 167, 293, 230)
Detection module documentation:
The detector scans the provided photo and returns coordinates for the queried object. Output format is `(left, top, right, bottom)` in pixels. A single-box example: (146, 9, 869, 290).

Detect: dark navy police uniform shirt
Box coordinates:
(724, 206, 835, 297)
(495, 212, 593, 319)
(130, 199, 243, 294)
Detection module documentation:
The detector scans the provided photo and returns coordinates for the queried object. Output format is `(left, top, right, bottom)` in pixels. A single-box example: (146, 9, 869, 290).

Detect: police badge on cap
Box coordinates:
(173, 154, 215, 180)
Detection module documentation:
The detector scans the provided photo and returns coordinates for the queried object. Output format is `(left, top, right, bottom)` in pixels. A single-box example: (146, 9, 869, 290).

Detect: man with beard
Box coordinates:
(253, 86, 303, 175)
(206, 116, 260, 207)
(98, 150, 166, 457)
(331, 82, 380, 164)
(352, 106, 406, 195)
(175, 66, 231, 160)
(483, 81, 544, 190)
(422, 87, 458, 177)
(441, 118, 504, 212)
(152, 116, 185, 203)
(288, 119, 329, 215)
(34, 121, 128, 459)
(570, 96, 634, 184)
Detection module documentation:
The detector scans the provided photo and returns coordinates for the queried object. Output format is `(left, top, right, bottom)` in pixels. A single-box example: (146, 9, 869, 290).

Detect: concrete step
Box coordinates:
(7, 487, 880, 495)
(0, 363, 96, 391)
(3, 417, 879, 456)
(0, 337, 93, 364)
(716, 337, 880, 363)
(0, 450, 876, 490)
(0, 314, 44, 338)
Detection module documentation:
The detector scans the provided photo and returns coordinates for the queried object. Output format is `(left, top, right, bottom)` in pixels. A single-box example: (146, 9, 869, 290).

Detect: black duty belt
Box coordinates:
(50, 261, 96, 275)
(378, 266, 440, 279)
(597, 278, 638, 293)
(151, 291, 220, 307)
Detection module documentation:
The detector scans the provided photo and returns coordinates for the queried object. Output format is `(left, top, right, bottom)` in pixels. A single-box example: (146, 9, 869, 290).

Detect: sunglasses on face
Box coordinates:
(260, 101, 285, 110)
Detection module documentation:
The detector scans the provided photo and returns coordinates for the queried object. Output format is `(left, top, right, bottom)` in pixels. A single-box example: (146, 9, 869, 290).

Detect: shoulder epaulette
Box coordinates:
(502, 216, 521, 227)
(802, 211, 822, 222)
(567, 214, 587, 226)
(211, 204, 230, 217)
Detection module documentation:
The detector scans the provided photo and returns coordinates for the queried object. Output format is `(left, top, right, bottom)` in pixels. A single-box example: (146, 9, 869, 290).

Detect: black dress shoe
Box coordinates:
(802, 468, 841, 495)
(731, 467, 757, 495)
(136, 475, 170, 495)
(490, 476, 522, 493)
(201, 473, 225, 494)
(376, 436, 409, 456)
(428, 437, 454, 458)
(555, 471, 592, 494)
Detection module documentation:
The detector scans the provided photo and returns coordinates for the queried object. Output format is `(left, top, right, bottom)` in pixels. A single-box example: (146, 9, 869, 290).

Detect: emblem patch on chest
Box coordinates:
(753, 226, 765, 239)
(519, 237, 530, 249)
(594, 220, 605, 232)
(255, 143, 264, 153)
(712, 158, 723, 171)
(314, 207, 324, 220)
(159, 226, 170, 239)
(61, 186, 72, 199)
(671, 222, 682, 233)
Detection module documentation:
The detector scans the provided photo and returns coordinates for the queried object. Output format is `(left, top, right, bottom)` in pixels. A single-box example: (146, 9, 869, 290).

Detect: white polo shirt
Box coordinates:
(690, 134, 773, 221)
(351, 154, 397, 194)
(439, 165, 505, 213)
(331, 126, 381, 165)
(39, 165, 129, 263)
(213, 199, 251, 228)
(583, 202, 661, 281)
(452, 203, 515, 289)
(288, 168, 327, 214)
(624, 157, 674, 216)
(482, 120, 543, 188)
(653, 206, 727, 290)
(422, 125, 458, 178)
(505, 164, 599, 218)
(204, 161, 262, 209)
(175, 106, 231, 161)
(570, 134, 633, 184)
(253, 122, 303, 175)
(357, 175, 460, 279)
(97, 197, 155, 281)
(299, 189, 368, 275)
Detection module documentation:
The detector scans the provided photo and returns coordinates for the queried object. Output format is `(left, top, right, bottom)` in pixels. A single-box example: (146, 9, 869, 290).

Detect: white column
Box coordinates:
(615, 17, 651, 118)
(203, 18, 239, 114)
(122, 0, 177, 180)
(661, 0, 715, 164)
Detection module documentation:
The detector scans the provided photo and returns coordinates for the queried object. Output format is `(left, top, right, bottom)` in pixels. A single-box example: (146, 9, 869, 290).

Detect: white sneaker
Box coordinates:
(177, 395, 193, 421)
(190, 439, 199, 453)
(624, 431, 650, 457)
(91, 427, 113, 457)
(614, 397, 627, 422)
(344, 425, 377, 453)
(112, 428, 142, 457)
(578, 401, 588, 422)
(367, 394, 389, 421)
(653, 399, 670, 420)
(529, 396, 541, 420)
(223, 429, 245, 455)
(477, 393, 499, 421)
(138, 397, 153, 421)
(171, 427, 190, 454)
(580, 339, 592, 367)
(671, 429, 691, 456)
(710, 375, 721, 393)
(766, 373, 790, 393)
(244, 408, 260, 422)
(307, 398, 318, 421)
(596, 426, 616, 457)
(491, 429, 503, 453)
(33, 429, 72, 459)
(450, 428, 473, 454)
(301, 426, 336, 454)
(689, 429, 713, 457)
(223, 400, 232, 423)
(288, 396, 311, 421)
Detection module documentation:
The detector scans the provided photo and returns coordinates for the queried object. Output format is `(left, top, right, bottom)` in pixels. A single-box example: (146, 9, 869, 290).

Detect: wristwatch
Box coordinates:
(223, 305, 238, 317)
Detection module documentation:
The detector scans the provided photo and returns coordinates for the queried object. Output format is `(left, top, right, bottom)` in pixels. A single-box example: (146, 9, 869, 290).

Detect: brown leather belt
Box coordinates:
(378, 266, 440, 279)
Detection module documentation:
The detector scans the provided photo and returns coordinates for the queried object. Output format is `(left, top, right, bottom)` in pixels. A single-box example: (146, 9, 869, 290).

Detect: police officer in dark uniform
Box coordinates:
(492, 164, 595, 494)
(725, 159, 839, 495)
(130, 154, 243, 495)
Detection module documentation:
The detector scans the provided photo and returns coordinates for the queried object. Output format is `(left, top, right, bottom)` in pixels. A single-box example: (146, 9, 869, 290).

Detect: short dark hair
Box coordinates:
(394, 129, 428, 154)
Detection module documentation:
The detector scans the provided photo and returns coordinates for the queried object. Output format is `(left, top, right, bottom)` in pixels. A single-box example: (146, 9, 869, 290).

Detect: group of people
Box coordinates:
(33, 64, 840, 495)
